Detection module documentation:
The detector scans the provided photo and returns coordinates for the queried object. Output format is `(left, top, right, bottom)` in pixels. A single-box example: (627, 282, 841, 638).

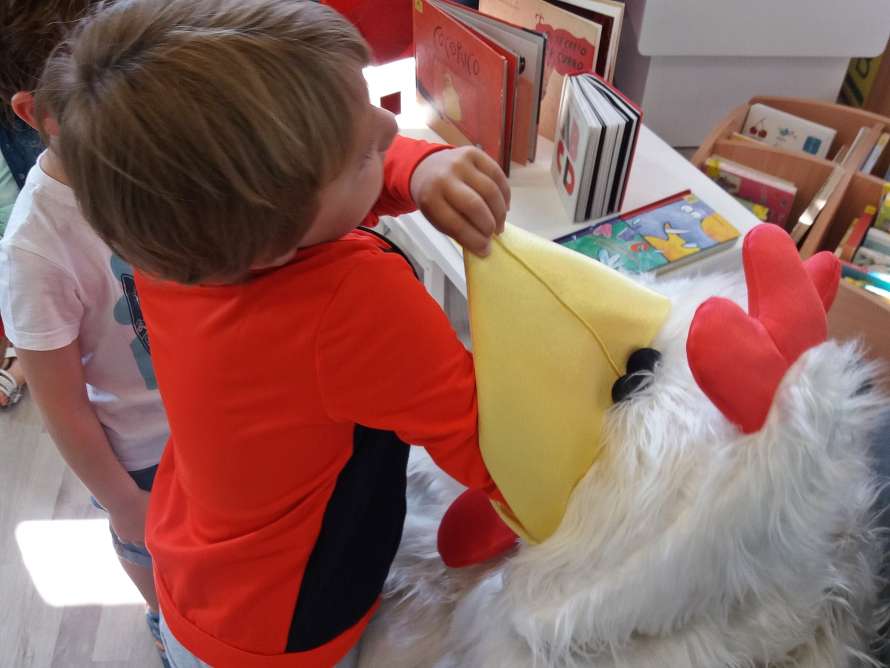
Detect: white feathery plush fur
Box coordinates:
(358, 272, 888, 668)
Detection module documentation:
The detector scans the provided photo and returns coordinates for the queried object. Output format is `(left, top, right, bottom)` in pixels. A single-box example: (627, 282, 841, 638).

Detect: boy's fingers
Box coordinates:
(437, 202, 492, 256)
(470, 150, 511, 218)
(462, 169, 508, 234)
(446, 182, 497, 239)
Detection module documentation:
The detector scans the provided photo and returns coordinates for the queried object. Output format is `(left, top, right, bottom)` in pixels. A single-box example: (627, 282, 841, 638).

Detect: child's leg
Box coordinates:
(109, 527, 168, 666)
(92, 463, 167, 665)
(118, 555, 158, 611)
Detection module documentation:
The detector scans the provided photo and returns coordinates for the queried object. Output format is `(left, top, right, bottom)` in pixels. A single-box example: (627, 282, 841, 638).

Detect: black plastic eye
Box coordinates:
(612, 348, 662, 403)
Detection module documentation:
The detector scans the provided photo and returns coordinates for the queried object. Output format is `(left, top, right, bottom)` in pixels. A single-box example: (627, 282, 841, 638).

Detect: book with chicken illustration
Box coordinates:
(554, 191, 741, 275)
(414, 0, 547, 173)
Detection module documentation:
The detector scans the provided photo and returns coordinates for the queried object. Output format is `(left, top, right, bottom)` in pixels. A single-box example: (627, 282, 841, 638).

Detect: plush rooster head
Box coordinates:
(394, 223, 888, 668)
(687, 224, 840, 434)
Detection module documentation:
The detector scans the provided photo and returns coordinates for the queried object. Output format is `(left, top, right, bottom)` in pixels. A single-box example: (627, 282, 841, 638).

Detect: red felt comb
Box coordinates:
(687, 225, 840, 434)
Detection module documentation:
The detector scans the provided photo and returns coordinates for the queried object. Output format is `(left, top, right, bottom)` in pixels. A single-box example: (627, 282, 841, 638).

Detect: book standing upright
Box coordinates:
(414, 0, 548, 174)
(479, 0, 624, 140)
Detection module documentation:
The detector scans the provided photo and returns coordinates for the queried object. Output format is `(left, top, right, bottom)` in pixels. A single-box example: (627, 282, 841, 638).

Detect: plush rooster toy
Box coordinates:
(358, 224, 887, 667)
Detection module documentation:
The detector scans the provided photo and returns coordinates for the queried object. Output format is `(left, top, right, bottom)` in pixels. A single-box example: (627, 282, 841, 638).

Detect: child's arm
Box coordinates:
(317, 252, 498, 495)
(371, 135, 448, 217)
(373, 136, 510, 257)
(16, 342, 149, 544)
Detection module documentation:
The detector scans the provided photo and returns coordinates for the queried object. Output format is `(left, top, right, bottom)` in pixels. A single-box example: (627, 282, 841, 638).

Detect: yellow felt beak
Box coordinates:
(466, 224, 671, 543)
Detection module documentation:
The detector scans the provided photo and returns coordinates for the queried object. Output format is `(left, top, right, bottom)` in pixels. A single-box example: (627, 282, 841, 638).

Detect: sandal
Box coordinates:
(0, 348, 25, 409)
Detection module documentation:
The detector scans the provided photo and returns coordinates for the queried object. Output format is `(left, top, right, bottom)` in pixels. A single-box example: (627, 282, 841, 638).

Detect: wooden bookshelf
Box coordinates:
(692, 97, 890, 378)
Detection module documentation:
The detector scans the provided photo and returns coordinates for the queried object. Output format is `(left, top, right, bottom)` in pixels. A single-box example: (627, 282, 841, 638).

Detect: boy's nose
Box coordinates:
(377, 107, 397, 154)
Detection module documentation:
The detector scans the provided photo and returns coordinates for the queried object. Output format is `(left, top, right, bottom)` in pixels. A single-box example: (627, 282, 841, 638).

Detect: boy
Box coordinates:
(0, 1, 170, 662)
(39, 0, 510, 666)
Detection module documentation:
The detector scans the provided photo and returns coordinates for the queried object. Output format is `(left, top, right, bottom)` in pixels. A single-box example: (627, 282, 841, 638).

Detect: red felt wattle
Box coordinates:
(687, 225, 838, 434)
(437, 489, 518, 568)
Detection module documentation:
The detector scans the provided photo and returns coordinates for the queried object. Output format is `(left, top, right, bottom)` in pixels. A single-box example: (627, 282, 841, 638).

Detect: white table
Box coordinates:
(364, 59, 761, 306)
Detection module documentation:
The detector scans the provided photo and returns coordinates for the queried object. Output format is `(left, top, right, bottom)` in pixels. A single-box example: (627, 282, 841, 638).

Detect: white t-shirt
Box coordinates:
(0, 155, 167, 471)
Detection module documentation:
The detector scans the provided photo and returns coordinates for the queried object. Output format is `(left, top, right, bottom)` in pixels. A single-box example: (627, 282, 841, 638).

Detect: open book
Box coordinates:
(414, 0, 548, 174)
(480, 0, 624, 140)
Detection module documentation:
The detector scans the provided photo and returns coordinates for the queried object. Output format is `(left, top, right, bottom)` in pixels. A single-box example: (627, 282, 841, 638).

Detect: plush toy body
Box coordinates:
(358, 227, 887, 667)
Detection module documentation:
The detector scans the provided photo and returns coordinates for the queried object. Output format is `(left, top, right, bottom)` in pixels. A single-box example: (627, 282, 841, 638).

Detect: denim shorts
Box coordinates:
(91, 464, 158, 569)
(160, 613, 361, 668)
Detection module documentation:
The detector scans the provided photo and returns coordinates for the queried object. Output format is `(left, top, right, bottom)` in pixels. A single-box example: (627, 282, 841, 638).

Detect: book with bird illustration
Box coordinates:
(554, 191, 741, 274)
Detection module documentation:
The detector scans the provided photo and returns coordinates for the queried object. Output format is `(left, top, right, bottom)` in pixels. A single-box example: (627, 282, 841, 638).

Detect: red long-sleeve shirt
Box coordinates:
(139, 137, 495, 666)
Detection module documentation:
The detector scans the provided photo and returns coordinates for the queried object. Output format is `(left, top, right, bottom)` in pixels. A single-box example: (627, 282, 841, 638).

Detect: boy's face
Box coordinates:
(297, 83, 398, 249)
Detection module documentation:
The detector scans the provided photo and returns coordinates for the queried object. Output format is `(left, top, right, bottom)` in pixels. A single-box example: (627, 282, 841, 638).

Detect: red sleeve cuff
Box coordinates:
(373, 135, 451, 218)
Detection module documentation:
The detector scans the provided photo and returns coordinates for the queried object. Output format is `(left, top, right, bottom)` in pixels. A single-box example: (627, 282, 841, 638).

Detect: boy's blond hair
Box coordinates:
(38, 0, 369, 283)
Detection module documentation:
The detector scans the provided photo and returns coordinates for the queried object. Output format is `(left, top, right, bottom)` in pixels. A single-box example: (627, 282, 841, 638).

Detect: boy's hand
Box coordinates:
(410, 147, 511, 257)
(108, 488, 151, 546)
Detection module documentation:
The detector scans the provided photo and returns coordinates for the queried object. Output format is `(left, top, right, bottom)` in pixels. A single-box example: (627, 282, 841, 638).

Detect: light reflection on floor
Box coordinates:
(15, 519, 144, 607)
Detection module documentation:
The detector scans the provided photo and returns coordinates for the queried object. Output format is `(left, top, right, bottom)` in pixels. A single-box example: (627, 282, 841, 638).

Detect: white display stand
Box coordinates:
(615, 0, 890, 148)
(362, 59, 761, 309)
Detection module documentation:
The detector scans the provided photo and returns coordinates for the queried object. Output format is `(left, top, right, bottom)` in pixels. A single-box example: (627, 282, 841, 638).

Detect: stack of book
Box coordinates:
(553, 191, 740, 275)
(703, 156, 797, 228)
(413, 0, 626, 174)
(550, 73, 641, 222)
(738, 103, 890, 176)
(702, 151, 858, 249)
(835, 183, 890, 302)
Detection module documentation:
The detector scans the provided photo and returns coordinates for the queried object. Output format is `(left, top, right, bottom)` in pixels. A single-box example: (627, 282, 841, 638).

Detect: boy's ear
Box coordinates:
(10, 91, 59, 136)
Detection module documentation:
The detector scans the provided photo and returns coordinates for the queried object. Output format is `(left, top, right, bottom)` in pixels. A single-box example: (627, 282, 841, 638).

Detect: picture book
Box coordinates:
(555, 217, 667, 274)
(479, 0, 624, 140)
(863, 225, 890, 255)
(874, 183, 890, 232)
(431, 0, 548, 161)
(551, 73, 641, 222)
(841, 261, 890, 294)
(836, 204, 877, 262)
(742, 104, 836, 159)
(789, 167, 847, 245)
(554, 191, 740, 275)
(413, 0, 547, 173)
(852, 245, 890, 272)
(843, 127, 871, 170)
(862, 131, 889, 174)
(704, 155, 796, 227)
(840, 56, 882, 109)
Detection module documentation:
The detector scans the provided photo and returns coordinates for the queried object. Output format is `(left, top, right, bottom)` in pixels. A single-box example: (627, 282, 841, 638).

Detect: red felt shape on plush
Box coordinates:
(438, 489, 518, 568)
(687, 224, 840, 434)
